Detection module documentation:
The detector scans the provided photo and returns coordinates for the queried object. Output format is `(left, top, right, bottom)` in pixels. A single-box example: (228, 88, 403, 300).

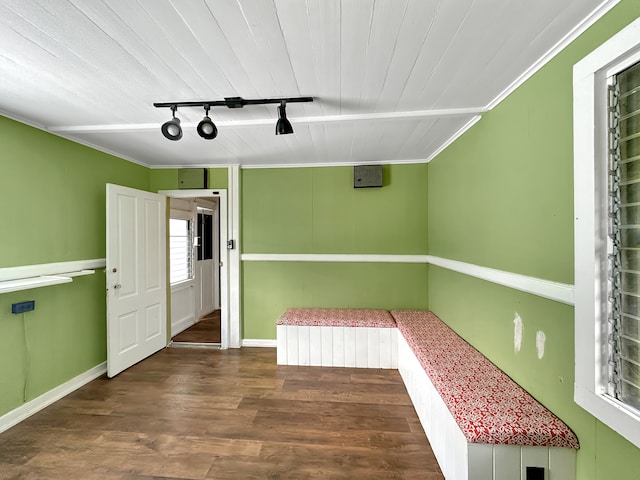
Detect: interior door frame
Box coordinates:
(160, 189, 236, 349)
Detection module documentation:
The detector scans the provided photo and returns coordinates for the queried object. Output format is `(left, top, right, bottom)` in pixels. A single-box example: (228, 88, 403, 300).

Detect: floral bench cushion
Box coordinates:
(277, 308, 397, 328)
(390, 310, 579, 449)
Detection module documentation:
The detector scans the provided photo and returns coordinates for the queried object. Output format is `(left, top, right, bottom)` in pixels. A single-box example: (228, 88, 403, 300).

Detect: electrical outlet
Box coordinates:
(526, 466, 545, 480)
(12, 301, 35, 314)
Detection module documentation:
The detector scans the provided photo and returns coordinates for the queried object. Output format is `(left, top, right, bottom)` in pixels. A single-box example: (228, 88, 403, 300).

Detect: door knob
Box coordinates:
(113, 283, 122, 289)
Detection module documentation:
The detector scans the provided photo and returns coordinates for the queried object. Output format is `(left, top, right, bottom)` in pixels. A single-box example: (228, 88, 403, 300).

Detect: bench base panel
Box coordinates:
(276, 325, 397, 368)
(397, 335, 576, 480)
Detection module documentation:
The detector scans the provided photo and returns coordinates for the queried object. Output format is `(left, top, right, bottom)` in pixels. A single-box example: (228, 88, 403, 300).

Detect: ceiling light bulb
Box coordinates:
(275, 102, 293, 135)
(161, 106, 182, 141)
(197, 114, 218, 140)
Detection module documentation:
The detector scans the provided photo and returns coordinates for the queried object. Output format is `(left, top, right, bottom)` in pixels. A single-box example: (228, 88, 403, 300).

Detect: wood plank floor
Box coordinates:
(172, 310, 221, 344)
(0, 348, 444, 480)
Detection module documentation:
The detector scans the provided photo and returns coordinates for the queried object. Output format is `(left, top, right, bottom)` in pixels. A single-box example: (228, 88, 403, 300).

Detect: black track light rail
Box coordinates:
(154, 96, 313, 109)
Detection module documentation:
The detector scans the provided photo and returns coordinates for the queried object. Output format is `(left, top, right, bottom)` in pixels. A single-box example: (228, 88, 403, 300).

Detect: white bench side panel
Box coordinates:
(332, 326, 345, 367)
(297, 326, 310, 366)
(367, 328, 380, 368)
(549, 447, 576, 480)
(493, 445, 521, 480)
(398, 334, 457, 479)
(285, 325, 299, 365)
(521, 446, 549, 480)
(344, 327, 357, 367)
(468, 443, 493, 480)
(355, 328, 369, 368)
(320, 326, 333, 367)
(309, 326, 322, 366)
(276, 325, 287, 365)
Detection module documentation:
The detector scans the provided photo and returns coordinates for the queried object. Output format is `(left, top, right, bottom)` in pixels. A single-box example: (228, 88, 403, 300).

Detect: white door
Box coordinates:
(106, 184, 167, 377)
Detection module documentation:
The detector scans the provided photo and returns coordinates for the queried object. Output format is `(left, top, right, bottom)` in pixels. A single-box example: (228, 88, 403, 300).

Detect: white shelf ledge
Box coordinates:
(0, 259, 104, 294)
(0, 275, 73, 294)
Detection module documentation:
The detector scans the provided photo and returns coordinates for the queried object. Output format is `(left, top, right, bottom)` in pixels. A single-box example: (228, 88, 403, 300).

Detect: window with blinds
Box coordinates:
(169, 218, 193, 284)
(609, 60, 640, 411)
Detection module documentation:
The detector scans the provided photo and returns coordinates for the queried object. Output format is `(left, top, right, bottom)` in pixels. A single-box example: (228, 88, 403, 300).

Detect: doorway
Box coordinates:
(160, 189, 230, 349)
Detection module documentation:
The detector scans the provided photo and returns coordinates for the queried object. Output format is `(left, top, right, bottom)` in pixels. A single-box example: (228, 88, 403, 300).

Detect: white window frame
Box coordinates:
(169, 209, 195, 286)
(574, 17, 640, 449)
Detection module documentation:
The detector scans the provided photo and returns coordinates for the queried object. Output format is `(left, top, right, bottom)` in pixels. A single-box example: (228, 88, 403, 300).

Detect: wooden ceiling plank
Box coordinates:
(339, 0, 375, 114)
(395, 0, 474, 112)
(356, 0, 410, 112)
(305, 0, 342, 117)
(274, 0, 323, 118)
(375, 0, 441, 112)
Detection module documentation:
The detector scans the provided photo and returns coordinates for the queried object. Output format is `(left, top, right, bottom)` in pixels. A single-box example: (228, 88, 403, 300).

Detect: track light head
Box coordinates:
(197, 105, 218, 140)
(161, 105, 182, 141)
(275, 102, 294, 135)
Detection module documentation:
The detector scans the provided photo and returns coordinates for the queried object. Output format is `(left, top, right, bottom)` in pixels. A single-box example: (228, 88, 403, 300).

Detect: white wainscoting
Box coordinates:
(170, 281, 196, 337)
(276, 325, 397, 369)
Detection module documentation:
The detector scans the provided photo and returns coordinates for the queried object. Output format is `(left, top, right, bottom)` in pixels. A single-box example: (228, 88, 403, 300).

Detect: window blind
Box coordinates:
(609, 60, 640, 410)
(169, 218, 193, 284)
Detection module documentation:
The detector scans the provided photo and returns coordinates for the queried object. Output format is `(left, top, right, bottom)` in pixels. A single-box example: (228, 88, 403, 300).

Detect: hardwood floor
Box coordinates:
(172, 310, 221, 344)
(0, 348, 444, 480)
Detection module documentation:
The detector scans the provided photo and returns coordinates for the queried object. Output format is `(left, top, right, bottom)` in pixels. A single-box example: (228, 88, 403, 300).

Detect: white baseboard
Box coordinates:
(242, 339, 277, 348)
(0, 361, 107, 434)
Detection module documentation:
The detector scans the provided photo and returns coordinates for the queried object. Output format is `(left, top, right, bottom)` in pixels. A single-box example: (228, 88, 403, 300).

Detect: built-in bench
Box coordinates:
(391, 310, 579, 480)
(276, 308, 397, 368)
(276, 307, 579, 479)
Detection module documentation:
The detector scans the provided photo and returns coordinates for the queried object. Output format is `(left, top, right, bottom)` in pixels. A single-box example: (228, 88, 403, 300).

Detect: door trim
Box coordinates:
(159, 189, 237, 349)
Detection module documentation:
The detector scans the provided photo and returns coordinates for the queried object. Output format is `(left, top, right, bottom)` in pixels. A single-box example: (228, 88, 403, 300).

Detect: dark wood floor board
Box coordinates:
(171, 311, 221, 344)
(0, 347, 443, 480)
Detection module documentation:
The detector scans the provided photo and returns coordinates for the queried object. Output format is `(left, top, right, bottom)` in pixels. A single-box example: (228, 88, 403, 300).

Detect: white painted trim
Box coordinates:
(48, 108, 487, 134)
(241, 253, 574, 305)
(486, 0, 620, 110)
(242, 339, 277, 348)
(159, 189, 232, 351)
(0, 258, 105, 282)
(241, 253, 430, 263)
(427, 255, 574, 305)
(573, 16, 640, 450)
(0, 362, 106, 434)
(238, 158, 431, 170)
(425, 115, 483, 162)
(229, 166, 242, 348)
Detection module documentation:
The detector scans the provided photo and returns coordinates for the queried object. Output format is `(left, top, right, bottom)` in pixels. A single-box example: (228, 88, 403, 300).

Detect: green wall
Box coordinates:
(427, 2, 640, 479)
(0, 116, 149, 416)
(241, 164, 429, 339)
(149, 167, 228, 191)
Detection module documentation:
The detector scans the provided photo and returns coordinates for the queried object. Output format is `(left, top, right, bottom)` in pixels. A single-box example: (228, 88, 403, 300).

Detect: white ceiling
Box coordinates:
(0, 0, 616, 168)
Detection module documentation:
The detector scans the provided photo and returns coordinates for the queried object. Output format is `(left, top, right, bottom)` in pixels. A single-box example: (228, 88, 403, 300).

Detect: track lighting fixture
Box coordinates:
(161, 105, 182, 141)
(275, 101, 294, 135)
(154, 96, 313, 140)
(197, 104, 217, 140)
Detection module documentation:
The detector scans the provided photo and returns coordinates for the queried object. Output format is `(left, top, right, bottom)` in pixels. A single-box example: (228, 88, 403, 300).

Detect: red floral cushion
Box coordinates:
(391, 310, 579, 449)
(277, 308, 397, 328)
